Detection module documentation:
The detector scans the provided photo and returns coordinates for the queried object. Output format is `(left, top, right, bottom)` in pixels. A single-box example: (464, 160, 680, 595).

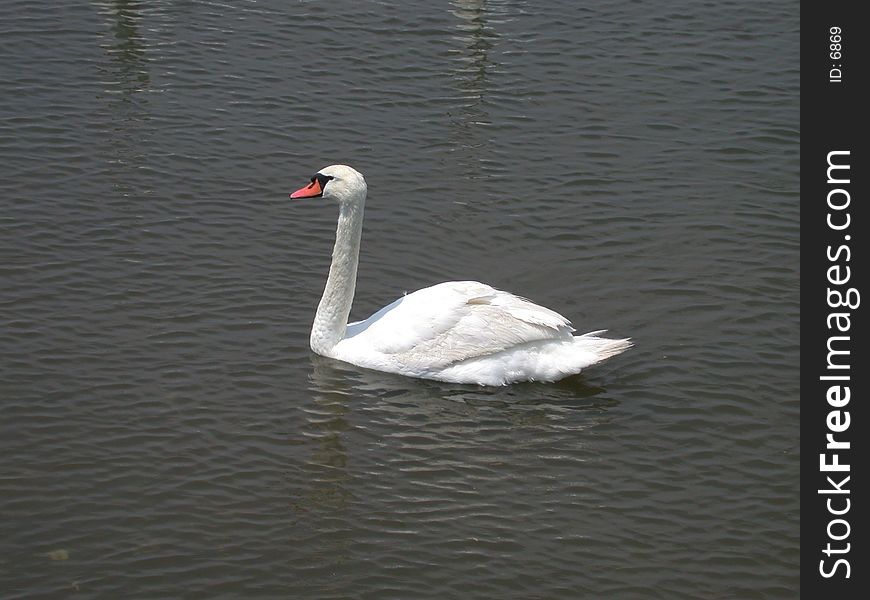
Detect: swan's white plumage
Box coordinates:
(342, 281, 571, 362)
(296, 164, 631, 385)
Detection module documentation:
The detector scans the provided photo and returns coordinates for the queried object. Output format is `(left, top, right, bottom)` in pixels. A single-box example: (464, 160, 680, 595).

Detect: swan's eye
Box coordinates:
(313, 173, 335, 189)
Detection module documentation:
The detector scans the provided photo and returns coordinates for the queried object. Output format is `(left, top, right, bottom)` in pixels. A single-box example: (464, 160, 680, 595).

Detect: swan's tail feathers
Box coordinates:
(574, 330, 633, 366)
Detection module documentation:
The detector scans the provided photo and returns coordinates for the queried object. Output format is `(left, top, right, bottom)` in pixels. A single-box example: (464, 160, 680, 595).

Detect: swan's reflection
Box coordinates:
(294, 355, 618, 557)
(305, 353, 617, 428)
(299, 357, 354, 513)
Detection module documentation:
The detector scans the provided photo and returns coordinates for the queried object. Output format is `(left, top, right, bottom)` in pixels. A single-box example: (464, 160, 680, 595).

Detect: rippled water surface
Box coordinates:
(1, 0, 799, 597)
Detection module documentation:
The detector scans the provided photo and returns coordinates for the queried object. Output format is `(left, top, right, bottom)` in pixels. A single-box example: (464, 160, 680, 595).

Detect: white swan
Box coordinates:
(291, 165, 631, 386)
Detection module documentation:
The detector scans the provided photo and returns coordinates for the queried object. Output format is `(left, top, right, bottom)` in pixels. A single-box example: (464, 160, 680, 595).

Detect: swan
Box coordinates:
(290, 164, 631, 386)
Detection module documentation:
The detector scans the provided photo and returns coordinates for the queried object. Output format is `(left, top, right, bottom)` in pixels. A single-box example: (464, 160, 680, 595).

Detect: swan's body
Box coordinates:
(291, 165, 631, 386)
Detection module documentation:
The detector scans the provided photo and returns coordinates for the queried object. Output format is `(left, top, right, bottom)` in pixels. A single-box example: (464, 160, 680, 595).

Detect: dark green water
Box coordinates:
(1, 0, 799, 597)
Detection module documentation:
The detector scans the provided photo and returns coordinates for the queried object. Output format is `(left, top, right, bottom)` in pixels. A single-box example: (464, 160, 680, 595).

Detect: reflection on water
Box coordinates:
(302, 357, 353, 513)
(448, 0, 497, 176)
(97, 0, 151, 100)
(295, 354, 619, 593)
(95, 0, 153, 194)
(306, 354, 616, 431)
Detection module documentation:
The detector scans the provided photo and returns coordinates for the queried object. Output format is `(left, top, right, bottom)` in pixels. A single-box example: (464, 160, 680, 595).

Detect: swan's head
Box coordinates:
(289, 164, 366, 205)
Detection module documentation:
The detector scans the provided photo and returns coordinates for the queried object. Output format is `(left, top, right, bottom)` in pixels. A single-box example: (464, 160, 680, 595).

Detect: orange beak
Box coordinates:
(290, 178, 323, 198)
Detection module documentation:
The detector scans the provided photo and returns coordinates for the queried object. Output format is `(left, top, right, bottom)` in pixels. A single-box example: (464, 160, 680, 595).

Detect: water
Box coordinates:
(1, 0, 799, 597)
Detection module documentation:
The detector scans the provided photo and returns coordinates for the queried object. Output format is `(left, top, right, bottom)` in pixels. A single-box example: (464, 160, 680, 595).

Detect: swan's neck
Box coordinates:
(310, 200, 364, 355)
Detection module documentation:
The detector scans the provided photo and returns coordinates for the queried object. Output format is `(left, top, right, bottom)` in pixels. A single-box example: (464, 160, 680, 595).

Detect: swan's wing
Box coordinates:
(348, 281, 575, 368)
